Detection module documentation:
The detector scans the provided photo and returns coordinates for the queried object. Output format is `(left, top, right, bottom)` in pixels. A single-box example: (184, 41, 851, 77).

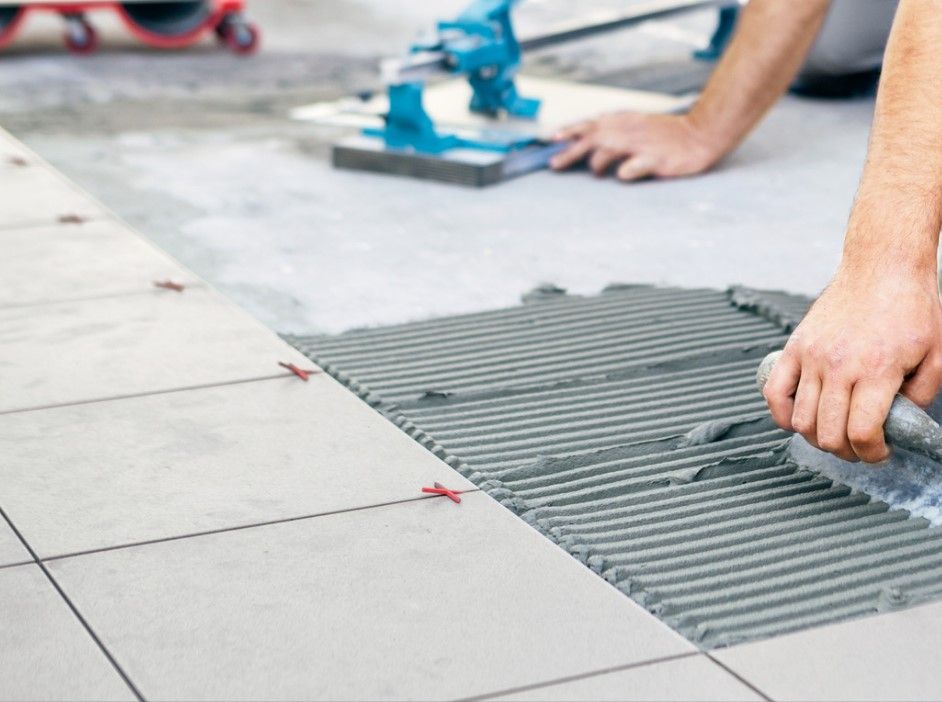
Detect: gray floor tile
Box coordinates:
(0, 152, 105, 230)
(0, 218, 196, 307)
(0, 518, 30, 567)
(486, 654, 762, 701)
(48, 493, 693, 701)
(0, 376, 477, 556)
(714, 600, 942, 701)
(0, 564, 134, 701)
(0, 129, 32, 163)
(0, 287, 313, 413)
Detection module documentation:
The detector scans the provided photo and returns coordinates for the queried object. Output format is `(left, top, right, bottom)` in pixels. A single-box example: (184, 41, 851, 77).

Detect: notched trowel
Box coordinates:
(757, 350, 942, 463)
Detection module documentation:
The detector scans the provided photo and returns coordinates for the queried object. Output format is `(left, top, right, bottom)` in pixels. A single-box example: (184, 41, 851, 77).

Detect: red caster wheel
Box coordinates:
(216, 14, 259, 54)
(63, 14, 98, 55)
(0, 7, 25, 50)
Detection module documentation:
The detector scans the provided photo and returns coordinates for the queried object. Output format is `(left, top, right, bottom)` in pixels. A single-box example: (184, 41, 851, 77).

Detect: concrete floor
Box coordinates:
(5, 4, 942, 699)
(3, 128, 720, 700)
(5, 116, 942, 702)
(5, 0, 919, 551)
(0, 0, 873, 336)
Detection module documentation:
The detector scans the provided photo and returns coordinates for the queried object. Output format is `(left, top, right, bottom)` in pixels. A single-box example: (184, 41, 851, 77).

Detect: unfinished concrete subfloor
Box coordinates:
(0, 2, 873, 335)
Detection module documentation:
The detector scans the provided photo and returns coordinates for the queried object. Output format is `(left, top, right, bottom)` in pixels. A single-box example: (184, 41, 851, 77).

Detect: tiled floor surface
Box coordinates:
(0, 127, 735, 700)
(2, 126, 941, 700)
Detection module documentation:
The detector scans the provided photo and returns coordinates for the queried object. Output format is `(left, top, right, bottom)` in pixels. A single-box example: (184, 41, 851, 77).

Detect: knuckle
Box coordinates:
(825, 349, 845, 370)
(766, 406, 790, 430)
(817, 432, 844, 452)
(785, 328, 804, 349)
(847, 424, 879, 447)
(792, 413, 814, 435)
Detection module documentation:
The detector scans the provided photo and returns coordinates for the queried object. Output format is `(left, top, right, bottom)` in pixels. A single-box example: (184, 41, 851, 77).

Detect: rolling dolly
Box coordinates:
(0, 0, 259, 54)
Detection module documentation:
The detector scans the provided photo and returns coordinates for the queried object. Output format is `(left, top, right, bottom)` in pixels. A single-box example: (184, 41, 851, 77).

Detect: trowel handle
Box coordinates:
(755, 350, 942, 458)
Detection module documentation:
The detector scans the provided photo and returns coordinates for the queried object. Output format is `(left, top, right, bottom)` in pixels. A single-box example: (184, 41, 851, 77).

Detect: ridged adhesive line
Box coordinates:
(287, 285, 942, 648)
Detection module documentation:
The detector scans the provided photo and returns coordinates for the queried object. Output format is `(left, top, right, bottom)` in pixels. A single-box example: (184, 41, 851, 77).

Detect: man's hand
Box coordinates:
(764, 0, 942, 465)
(549, 113, 719, 181)
(764, 268, 942, 463)
(547, 0, 833, 182)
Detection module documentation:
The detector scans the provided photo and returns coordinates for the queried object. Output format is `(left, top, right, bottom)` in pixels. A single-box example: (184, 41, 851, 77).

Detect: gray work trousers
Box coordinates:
(799, 0, 898, 79)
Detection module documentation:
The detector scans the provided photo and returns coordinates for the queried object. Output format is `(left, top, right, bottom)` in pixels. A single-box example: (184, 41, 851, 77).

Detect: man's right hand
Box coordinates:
(546, 1, 834, 181)
(764, 265, 942, 463)
(549, 112, 720, 181)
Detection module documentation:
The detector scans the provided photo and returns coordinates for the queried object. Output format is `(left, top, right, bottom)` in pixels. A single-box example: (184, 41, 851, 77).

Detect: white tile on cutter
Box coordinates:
(0, 564, 134, 701)
(293, 75, 690, 137)
(487, 654, 762, 701)
(0, 375, 476, 557)
(0, 287, 312, 413)
(0, 219, 196, 307)
(0, 519, 30, 568)
(48, 492, 693, 701)
(713, 599, 942, 701)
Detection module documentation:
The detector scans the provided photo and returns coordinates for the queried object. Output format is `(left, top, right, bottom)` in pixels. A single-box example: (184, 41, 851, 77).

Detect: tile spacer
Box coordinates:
(421, 481, 462, 504)
(279, 361, 320, 382)
(153, 280, 186, 292)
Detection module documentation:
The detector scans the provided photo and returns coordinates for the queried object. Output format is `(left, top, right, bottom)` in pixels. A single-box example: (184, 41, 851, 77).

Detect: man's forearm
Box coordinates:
(688, 0, 830, 157)
(842, 0, 942, 280)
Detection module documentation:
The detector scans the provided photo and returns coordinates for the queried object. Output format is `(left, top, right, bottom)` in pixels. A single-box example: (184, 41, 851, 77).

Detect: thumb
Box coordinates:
(900, 350, 942, 408)
(616, 155, 655, 182)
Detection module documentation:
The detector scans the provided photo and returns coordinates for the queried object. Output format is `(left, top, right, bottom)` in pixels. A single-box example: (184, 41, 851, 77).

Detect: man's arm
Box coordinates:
(764, 0, 942, 463)
(550, 0, 830, 179)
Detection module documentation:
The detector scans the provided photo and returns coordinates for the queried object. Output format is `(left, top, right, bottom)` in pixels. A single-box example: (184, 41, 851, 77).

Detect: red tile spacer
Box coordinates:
(153, 280, 185, 292)
(421, 481, 462, 504)
(279, 361, 320, 382)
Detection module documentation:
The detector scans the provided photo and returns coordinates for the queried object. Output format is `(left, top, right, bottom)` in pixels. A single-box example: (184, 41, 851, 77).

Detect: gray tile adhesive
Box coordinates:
(286, 284, 942, 649)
